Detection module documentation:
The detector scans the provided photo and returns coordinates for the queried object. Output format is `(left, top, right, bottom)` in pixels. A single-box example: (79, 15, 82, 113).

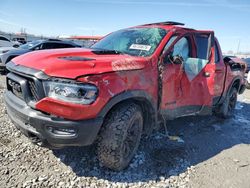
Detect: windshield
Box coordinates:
(19, 40, 42, 49)
(91, 27, 167, 57)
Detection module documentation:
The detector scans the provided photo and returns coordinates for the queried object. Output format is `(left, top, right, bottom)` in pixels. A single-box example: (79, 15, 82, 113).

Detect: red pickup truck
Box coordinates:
(4, 21, 246, 170)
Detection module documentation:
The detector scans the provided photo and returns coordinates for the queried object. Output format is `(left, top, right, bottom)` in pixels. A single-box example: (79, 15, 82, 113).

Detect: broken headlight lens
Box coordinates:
(43, 81, 98, 104)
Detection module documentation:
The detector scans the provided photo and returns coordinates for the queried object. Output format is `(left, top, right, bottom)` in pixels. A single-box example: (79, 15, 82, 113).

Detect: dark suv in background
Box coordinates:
(0, 39, 81, 72)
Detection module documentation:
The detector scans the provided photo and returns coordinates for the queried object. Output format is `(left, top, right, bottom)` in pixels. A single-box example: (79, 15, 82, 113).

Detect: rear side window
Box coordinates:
(195, 34, 211, 60)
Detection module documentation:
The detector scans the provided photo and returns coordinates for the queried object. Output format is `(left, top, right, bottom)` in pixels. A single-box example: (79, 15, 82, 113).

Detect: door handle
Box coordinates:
(203, 72, 210, 77)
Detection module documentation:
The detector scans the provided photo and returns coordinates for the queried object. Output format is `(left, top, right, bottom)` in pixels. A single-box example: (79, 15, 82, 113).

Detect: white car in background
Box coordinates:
(0, 35, 20, 47)
(0, 46, 14, 72)
(0, 35, 19, 70)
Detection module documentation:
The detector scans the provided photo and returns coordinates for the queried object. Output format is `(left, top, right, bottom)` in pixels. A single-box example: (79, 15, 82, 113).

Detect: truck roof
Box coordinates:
(136, 21, 213, 33)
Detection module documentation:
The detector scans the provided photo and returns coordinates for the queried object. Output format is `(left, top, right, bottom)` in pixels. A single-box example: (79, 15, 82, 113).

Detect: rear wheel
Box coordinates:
(215, 88, 238, 118)
(97, 103, 143, 171)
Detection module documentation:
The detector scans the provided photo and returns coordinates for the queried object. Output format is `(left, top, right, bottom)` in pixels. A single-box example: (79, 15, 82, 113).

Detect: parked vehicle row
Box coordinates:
(0, 39, 81, 72)
(63, 36, 102, 48)
(3, 21, 247, 171)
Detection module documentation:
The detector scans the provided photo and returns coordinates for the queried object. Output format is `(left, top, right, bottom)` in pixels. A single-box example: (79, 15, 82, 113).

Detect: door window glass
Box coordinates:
(163, 36, 177, 52)
(172, 37, 190, 61)
(184, 58, 209, 81)
(195, 34, 210, 60)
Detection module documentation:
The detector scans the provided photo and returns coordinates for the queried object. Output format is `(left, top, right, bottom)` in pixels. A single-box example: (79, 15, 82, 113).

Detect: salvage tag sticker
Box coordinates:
(129, 44, 151, 51)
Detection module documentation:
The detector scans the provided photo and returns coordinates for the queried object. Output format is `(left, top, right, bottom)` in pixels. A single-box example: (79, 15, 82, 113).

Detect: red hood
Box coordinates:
(12, 48, 147, 79)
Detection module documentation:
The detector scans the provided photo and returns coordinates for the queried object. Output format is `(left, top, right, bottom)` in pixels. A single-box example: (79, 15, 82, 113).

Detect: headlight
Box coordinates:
(43, 81, 98, 104)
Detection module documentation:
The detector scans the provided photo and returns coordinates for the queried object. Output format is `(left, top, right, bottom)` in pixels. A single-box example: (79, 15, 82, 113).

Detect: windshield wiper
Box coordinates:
(91, 48, 124, 55)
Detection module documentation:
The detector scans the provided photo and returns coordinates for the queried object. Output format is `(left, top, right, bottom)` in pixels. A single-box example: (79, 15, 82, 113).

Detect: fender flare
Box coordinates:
(217, 76, 242, 105)
(97, 90, 158, 134)
(227, 76, 242, 94)
(98, 90, 157, 118)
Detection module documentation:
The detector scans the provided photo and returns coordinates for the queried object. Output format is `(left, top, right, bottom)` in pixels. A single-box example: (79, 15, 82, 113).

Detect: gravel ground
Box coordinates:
(0, 75, 250, 188)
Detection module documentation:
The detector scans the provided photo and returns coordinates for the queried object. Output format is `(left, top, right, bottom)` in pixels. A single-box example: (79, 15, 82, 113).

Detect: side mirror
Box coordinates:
(172, 55, 184, 64)
(164, 54, 183, 64)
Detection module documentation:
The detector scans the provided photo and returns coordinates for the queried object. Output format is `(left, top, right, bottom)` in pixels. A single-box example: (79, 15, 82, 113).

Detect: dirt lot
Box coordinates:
(0, 74, 250, 188)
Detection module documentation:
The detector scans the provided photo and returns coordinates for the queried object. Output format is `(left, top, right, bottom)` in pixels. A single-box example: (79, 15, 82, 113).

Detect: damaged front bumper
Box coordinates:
(4, 91, 103, 148)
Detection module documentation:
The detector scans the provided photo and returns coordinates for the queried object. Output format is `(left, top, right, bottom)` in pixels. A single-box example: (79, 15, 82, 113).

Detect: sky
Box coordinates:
(0, 0, 250, 53)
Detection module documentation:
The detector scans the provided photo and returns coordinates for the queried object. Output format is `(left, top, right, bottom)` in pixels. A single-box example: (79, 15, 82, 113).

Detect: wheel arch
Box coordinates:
(216, 76, 242, 106)
(228, 77, 241, 94)
(98, 90, 158, 135)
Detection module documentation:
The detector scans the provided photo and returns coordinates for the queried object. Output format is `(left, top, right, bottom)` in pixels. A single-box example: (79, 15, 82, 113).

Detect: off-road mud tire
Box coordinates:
(97, 103, 143, 171)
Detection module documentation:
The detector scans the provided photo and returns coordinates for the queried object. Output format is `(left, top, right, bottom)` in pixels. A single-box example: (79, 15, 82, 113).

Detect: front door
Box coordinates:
(160, 31, 215, 119)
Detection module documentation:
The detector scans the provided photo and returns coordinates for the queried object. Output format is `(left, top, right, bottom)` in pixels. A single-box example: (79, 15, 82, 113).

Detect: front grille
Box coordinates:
(7, 72, 45, 104)
(28, 80, 40, 101)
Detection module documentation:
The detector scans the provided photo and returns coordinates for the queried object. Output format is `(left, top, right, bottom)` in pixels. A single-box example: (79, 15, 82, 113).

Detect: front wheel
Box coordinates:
(215, 88, 238, 118)
(97, 103, 143, 171)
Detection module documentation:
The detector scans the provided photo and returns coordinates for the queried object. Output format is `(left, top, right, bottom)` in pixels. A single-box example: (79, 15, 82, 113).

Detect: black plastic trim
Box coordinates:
(4, 91, 103, 147)
(161, 105, 212, 120)
(217, 76, 243, 105)
(98, 90, 158, 134)
(98, 90, 157, 118)
(239, 84, 246, 94)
